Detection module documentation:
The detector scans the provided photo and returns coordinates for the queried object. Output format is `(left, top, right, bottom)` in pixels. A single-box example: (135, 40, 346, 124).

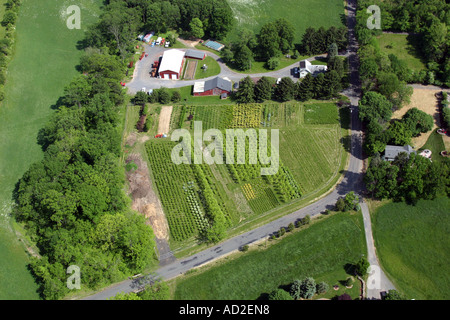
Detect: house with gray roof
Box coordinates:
(382, 145, 416, 161)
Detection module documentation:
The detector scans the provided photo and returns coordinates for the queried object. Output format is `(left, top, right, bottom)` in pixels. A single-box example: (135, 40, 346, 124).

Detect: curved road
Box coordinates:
(85, 0, 394, 300)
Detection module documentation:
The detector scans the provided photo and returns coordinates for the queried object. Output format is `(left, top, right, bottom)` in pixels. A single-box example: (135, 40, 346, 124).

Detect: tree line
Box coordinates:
(83, 0, 234, 61)
(14, 48, 159, 299)
(0, 0, 21, 101)
(221, 24, 348, 72)
(234, 58, 346, 104)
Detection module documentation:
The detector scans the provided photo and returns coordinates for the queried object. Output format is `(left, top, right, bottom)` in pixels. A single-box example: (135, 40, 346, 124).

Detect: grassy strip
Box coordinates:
(371, 197, 450, 300)
(171, 211, 366, 300)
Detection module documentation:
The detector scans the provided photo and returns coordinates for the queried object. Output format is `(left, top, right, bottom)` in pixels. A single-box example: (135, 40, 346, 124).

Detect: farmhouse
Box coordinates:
(299, 60, 327, 78)
(185, 49, 206, 60)
(158, 49, 186, 80)
(193, 76, 232, 97)
(382, 145, 416, 161)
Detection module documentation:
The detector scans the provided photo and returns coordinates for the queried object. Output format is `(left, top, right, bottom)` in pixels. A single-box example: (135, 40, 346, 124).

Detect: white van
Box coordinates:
(155, 37, 162, 46)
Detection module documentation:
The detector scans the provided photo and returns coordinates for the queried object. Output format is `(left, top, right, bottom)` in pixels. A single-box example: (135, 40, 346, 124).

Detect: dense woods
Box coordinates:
(14, 44, 158, 299)
(84, 0, 234, 60)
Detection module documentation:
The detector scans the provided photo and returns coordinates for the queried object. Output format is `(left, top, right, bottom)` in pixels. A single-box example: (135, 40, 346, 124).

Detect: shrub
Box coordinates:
(316, 282, 329, 294)
(268, 288, 292, 300)
(289, 279, 302, 299)
(300, 277, 316, 299)
(266, 57, 280, 70)
(240, 244, 249, 252)
(278, 227, 286, 237)
(171, 90, 181, 103)
(355, 257, 370, 276)
(287, 223, 295, 232)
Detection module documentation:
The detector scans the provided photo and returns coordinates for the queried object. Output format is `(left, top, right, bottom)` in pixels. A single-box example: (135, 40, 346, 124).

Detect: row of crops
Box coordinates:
(146, 139, 234, 243)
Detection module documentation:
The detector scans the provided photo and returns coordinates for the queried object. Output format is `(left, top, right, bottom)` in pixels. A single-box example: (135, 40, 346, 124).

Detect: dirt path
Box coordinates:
(184, 60, 198, 80)
(124, 133, 175, 266)
(157, 106, 173, 134)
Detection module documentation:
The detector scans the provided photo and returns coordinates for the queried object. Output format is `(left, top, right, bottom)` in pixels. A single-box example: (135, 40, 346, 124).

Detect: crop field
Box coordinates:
(225, 0, 345, 44)
(171, 211, 367, 300)
(372, 197, 450, 300)
(0, 0, 102, 299)
(146, 101, 345, 247)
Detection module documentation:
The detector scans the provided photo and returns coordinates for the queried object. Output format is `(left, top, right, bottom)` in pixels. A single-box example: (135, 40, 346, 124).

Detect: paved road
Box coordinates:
(85, 0, 395, 300)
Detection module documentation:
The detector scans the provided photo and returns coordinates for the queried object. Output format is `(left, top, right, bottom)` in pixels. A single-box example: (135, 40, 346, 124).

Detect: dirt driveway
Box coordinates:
(157, 106, 173, 134)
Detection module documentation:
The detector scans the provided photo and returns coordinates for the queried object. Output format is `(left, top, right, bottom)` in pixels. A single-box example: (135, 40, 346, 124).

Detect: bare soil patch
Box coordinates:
(184, 59, 198, 80)
(157, 106, 173, 134)
(125, 153, 169, 240)
(391, 88, 441, 148)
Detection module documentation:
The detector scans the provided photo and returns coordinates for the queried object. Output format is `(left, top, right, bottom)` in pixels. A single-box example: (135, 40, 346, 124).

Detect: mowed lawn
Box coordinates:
(0, 0, 101, 299)
(226, 0, 345, 44)
(375, 33, 426, 72)
(372, 197, 450, 300)
(172, 211, 367, 300)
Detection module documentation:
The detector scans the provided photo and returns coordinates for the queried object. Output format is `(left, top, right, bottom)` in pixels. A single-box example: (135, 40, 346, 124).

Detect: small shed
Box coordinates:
(185, 49, 206, 60)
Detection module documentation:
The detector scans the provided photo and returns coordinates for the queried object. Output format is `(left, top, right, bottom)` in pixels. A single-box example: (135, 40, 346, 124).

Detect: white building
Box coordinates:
(158, 49, 186, 80)
(299, 60, 327, 78)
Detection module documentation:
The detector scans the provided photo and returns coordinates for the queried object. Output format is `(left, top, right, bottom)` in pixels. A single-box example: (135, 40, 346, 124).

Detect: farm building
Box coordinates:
(193, 76, 232, 97)
(382, 145, 416, 161)
(158, 49, 186, 80)
(299, 60, 327, 78)
(203, 40, 225, 51)
(185, 49, 206, 60)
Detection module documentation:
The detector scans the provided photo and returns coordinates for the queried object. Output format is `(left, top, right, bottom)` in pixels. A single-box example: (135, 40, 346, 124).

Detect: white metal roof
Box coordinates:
(193, 81, 205, 93)
(159, 49, 185, 74)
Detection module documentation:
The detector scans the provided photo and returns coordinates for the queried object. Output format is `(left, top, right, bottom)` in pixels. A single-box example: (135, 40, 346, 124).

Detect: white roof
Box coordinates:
(159, 49, 185, 73)
(193, 81, 205, 93)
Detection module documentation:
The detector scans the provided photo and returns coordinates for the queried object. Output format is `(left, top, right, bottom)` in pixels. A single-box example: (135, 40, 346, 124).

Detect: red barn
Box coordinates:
(185, 49, 206, 60)
(193, 77, 232, 97)
(158, 49, 185, 80)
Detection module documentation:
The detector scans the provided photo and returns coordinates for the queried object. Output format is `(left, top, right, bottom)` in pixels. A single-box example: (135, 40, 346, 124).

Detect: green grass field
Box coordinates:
(225, 0, 345, 44)
(0, 0, 101, 299)
(375, 33, 426, 72)
(171, 211, 366, 300)
(372, 197, 450, 300)
(194, 56, 221, 79)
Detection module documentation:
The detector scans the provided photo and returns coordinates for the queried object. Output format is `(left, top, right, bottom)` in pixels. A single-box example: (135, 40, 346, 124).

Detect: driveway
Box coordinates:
(125, 44, 328, 94)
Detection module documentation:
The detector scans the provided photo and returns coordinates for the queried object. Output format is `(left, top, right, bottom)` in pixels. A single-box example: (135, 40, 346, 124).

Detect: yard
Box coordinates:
(194, 56, 221, 79)
(391, 88, 445, 150)
(371, 197, 450, 300)
(375, 33, 426, 73)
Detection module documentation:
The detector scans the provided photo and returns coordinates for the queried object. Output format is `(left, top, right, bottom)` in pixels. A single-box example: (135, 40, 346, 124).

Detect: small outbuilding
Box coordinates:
(185, 49, 206, 60)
